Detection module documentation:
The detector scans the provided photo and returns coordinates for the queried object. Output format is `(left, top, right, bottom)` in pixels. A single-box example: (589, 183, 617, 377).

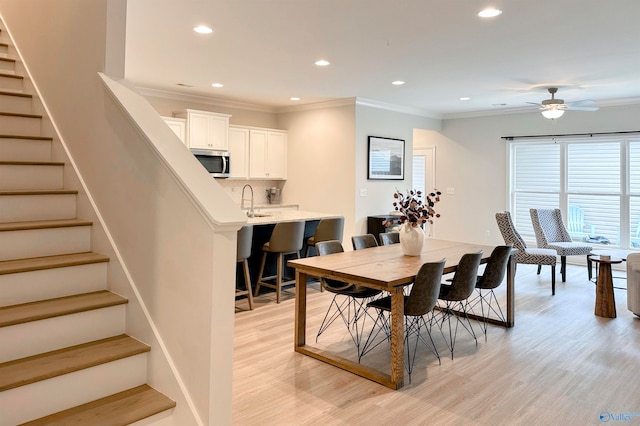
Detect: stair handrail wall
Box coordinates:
(0, 2, 243, 425)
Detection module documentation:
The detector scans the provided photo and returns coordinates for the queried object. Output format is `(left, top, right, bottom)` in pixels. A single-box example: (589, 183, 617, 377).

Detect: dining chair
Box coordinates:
(254, 220, 305, 303)
(235, 225, 254, 310)
(437, 251, 482, 359)
(495, 211, 558, 295)
(351, 234, 378, 250)
(530, 208, 592, 282)
(360, 259, 446, 382)
(379, 232, 400, 246)
(305, 216, 344, 257)
(315, 240, 383, 355)
(467, 245, 512, 339)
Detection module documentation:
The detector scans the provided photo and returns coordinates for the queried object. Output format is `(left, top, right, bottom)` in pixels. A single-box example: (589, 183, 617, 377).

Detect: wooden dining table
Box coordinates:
(288, 238, 515, 390)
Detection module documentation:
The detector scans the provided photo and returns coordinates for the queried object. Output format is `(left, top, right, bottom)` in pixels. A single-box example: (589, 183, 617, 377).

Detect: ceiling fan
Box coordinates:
(528, 87, 599, 119)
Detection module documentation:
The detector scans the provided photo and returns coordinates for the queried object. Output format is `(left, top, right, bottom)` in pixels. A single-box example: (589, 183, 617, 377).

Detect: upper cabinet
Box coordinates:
(249, 129, 287, 179)
(228, 126, 287, 180)
(228, 126, 250, 179)
(161, 117, 186, 144)
(174, 109, 231, 151)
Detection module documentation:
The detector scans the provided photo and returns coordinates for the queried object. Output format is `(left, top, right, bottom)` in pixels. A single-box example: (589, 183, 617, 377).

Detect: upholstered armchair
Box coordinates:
(495, 211, 558, 295)
(530, 209, 592, 282)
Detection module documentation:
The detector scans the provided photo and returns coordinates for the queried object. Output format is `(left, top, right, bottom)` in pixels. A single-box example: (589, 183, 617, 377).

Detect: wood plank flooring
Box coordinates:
(232, 263, 640, 425)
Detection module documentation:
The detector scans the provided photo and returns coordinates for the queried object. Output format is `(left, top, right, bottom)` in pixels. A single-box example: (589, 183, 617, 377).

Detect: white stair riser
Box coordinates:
(0, 193, 76, 222)
(0, 74, 22, 91)
(0, 353, 147, 426)
(0, 138, 51, 162)
(0, 262, 106, 306)
(0, 94, 30, 113)
(0, 113, 39, 136)
(0, 164, 63, 190)
(0, 305, 126, 362)
(0, 226, 91, 261)
(0, 59, 15, 73)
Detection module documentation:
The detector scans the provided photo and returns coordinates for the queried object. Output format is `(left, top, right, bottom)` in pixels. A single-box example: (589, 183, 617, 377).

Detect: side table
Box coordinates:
(590, 255, 623, 318)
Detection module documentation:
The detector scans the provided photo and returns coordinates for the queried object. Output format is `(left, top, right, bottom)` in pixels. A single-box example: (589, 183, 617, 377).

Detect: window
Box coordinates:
(509, 136, 640, 249)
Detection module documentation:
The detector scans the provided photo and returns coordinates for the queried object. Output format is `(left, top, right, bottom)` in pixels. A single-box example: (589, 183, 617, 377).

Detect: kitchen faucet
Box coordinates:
(241, 184, 254, 217)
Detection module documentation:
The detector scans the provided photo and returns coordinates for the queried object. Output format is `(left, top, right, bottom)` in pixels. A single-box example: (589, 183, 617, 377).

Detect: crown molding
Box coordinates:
(134, 86, 279, 113)
(355, 97, 442, 119)
(274, 98, 357, 113)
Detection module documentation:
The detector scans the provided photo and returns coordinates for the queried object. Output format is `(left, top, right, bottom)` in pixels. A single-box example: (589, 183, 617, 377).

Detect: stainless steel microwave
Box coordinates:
(190, 148, 230, 178)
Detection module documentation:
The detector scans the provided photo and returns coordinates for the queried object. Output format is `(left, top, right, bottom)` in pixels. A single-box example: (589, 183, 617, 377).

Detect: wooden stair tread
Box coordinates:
(0, 89, 29, 97)
(0, 218, 92, 232)
(0, 334, 149, 391)
(0, 160, 64, 166)
(0, 111, 39, 118)
(0, 71, 22, 80)
(0, 290, 127, 327)
(0, 252, 108, 275)
(0, 134, 52, 140)
(0, 57, 15, 63)
(19, 384, 176, 426)
(0, 189, 78, 196)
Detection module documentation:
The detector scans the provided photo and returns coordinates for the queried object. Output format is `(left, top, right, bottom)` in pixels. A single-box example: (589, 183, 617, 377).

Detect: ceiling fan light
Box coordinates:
(542, 109, 565, 119)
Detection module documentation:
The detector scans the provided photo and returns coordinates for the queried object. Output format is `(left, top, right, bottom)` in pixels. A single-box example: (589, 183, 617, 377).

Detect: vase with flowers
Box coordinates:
(384, 189, 441, 256)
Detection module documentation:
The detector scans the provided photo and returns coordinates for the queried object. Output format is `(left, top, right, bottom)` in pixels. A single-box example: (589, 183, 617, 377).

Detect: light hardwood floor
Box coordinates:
(233, 263, 640, 425)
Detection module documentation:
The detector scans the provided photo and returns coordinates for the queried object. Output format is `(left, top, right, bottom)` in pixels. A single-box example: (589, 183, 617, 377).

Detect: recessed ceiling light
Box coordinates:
(478, 8, 502, 18)
(392, 80, 405, 86)
(211, 82, 224, 88)
(459, 97, 471, 101)
(290, 97, 300, 101)
(315, 59, 330, 66)
(193, 25, 213, 34)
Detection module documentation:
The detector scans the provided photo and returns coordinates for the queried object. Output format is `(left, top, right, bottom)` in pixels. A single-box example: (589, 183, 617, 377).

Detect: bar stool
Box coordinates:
(236, 225, 254, 310)
(254, 220, 305, 303)
(306, 216, 344, 257)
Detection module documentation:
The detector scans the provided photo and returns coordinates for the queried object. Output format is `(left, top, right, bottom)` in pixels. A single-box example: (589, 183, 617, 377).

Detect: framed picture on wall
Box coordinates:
(367, 136, 405, 180)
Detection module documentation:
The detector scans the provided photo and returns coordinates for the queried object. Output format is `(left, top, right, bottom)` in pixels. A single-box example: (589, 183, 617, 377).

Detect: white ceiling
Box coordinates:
(125, 0, 640, 118)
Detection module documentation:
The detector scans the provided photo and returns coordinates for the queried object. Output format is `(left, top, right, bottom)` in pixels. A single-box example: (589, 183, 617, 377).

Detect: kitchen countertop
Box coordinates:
(245, 210, 342, 225)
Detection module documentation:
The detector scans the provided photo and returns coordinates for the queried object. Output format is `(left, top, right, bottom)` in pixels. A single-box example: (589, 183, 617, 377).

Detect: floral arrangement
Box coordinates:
(384, 188, 442, 228)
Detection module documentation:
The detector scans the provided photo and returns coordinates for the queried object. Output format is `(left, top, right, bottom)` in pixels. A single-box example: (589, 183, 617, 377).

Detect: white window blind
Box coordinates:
(510, 137, 640, 249)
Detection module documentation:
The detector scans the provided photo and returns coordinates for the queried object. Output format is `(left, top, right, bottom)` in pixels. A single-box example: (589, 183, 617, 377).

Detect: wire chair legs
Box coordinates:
(467, 288, 506, 340)
(316, 294, 378, 355)
(360, 310, 441, 383)
(436, 300, 478, 359)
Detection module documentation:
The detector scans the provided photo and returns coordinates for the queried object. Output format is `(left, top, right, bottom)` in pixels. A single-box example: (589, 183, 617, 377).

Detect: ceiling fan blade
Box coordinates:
(525, 102, 542, 106)
(564, 106, 599, 111)
(566, 99, 596, 106)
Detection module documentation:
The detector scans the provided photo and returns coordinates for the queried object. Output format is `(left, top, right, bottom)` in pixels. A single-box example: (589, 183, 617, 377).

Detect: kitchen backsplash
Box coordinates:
(217, 179, 286, 207)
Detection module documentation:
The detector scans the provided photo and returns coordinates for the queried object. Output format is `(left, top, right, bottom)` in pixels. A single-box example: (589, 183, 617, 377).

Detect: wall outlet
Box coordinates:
(486, 230, 490, 237)
(360, 188, 368, 197)
(446, 187, 455, 195)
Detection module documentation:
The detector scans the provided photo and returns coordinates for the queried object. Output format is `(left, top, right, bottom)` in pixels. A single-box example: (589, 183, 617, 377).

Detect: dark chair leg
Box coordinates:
(551, 264, 556, 295)
(561, 256, 566, 282)
(537, 265, 542, 275)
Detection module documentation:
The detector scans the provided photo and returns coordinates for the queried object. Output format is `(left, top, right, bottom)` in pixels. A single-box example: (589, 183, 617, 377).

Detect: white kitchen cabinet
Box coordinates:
(228, 126, 250, 179)
(161, 117, 186, 144)
(249, 129, 287, 179)
(174, 109, 231, 151)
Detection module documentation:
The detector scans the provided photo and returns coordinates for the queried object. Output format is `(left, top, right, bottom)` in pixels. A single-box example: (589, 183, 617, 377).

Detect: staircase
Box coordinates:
(0, 28, 175, 425)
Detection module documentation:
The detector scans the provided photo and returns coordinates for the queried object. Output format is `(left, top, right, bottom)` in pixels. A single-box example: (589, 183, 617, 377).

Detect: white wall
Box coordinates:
(278, 102, 358, 240)
(354, 104, 441, 235)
